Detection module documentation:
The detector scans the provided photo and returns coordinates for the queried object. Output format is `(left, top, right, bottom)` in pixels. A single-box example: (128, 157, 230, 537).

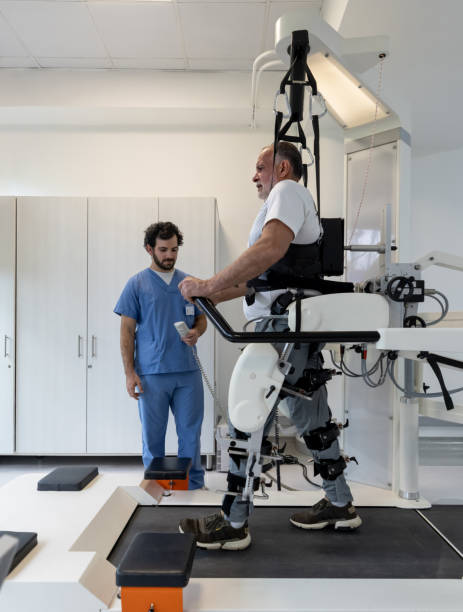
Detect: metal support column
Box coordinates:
(399, 358, 420, 500)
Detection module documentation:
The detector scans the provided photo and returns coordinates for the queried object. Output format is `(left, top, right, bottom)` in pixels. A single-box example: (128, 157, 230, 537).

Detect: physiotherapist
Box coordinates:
(114, 221, 207, 489)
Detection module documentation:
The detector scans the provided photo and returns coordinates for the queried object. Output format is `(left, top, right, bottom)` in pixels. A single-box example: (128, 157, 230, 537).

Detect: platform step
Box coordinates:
(116, 532, 196, 588)
(144, 457, 191, 481)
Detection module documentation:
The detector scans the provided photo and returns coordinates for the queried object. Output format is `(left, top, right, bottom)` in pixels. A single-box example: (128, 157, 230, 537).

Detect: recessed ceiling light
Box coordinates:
(308, 52, 389, 129)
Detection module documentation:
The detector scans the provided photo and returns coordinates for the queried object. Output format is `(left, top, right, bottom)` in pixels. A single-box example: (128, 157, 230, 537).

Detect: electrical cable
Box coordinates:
(334, 349, 384, 378)
(266, 455, 322, 490)
(388, 360, 463, 397)
(425, 291, 449, 325)
(190, 349, 226, 416)
(331, 348, 388, 387)
(361, 351, 388, 387)
(265, 471, 299, 491)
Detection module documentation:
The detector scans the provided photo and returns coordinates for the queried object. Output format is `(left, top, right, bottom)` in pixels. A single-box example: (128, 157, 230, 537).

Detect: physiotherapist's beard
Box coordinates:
(153, 253, 175, 271)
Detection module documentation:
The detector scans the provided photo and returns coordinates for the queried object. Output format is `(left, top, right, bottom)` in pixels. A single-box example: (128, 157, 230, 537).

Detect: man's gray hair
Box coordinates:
(271, 141, 303, 181)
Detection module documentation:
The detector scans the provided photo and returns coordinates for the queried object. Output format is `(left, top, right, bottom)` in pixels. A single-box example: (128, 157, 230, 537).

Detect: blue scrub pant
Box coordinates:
(138, 370, 204, 489)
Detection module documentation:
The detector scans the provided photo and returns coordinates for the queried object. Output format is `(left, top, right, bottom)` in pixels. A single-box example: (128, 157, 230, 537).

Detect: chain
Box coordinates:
(348, 55, 386, 246)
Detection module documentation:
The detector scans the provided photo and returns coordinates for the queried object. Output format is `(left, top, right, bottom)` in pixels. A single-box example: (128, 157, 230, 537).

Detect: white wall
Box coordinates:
(411, 146, 463, 424)
(411, 146, 463, 310)
(0, 69, 345, 414)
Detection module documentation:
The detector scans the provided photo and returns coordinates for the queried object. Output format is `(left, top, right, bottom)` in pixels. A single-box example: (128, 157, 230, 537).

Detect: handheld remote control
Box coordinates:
(174, 321, 190, 338)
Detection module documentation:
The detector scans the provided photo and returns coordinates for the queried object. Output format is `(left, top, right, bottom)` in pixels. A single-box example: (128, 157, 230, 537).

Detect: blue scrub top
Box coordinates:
(114, 268, 202, 375)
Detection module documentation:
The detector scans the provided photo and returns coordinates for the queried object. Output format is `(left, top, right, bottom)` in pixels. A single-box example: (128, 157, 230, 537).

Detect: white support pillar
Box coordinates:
(398, 396, 420, 500)
(398, 359, 420, 500)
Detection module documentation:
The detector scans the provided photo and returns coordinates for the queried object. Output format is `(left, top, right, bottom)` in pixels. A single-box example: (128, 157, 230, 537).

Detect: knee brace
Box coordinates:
(222, 472, 261, 516)
(314, 457, 347, 481)
(303, 421, 340, 451)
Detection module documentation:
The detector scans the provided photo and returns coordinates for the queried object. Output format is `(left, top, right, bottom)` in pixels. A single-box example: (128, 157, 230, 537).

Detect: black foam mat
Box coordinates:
(37, 466, 98, 491)
(421, 506, 463, 552)
(108, 506, 463, 579)
(0, 531, 37, 572)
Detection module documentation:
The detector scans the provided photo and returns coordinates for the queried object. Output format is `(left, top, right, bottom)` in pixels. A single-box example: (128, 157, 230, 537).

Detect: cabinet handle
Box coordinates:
(3, 335, 8, 358)
(91, 335, 97, 358)
(77, 335, 83, 358)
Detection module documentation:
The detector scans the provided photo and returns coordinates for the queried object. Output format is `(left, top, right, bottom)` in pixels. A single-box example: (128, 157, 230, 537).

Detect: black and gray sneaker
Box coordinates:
(290, 498, 362, 530)
(179, 511, 251, 550)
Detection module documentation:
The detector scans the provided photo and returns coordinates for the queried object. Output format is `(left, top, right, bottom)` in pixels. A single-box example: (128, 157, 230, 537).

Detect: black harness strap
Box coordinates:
(304, 63, 320, 217)
(417, 351, 463, 410)
(272, 60, 296, 181)
(295, 296, 302, 349)
(272, 38, 321, 216)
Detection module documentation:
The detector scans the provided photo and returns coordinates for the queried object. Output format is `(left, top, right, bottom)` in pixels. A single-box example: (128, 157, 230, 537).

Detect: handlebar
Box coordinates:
(194, 297, 381, 344)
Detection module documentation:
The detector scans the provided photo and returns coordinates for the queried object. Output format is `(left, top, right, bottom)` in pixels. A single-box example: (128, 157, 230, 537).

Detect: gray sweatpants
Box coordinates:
(224, 318, 353, 523)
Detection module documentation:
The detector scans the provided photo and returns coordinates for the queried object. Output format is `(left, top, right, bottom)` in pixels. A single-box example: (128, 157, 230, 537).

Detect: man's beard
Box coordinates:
(153, 253, 175, 271)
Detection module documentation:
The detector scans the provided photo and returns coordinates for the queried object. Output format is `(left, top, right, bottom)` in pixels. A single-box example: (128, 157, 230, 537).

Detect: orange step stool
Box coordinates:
(116, 532, 196, 612)
(144, 457, 192, 493)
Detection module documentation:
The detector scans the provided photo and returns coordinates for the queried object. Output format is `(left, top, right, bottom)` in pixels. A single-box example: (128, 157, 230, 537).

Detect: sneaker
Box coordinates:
(179, 511, 251, 550)
(290, 498, 362, 530)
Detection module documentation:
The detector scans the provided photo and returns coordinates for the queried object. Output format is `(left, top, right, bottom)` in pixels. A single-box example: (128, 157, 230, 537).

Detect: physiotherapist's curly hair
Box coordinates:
(144, 221, 184, 248)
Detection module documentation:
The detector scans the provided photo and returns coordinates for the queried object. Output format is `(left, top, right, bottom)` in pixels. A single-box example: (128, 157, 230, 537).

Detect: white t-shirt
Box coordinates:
(152, 268, 175, 285)
(243, 179, 321, 320)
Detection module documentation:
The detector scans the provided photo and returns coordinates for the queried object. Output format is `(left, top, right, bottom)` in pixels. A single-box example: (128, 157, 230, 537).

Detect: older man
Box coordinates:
(179, 142, 361, 549)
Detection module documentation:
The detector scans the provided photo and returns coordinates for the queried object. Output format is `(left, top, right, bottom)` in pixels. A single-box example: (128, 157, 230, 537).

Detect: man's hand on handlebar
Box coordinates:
(179, 276, 211, 302)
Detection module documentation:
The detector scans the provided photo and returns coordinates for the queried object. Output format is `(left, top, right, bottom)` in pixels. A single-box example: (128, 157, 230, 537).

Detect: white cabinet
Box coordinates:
(16, 198, 87, 453)
(159, 197, 216, 454)
(86, 198, 156, 453)
(13, 196, 216, 456)
(0, 198, 16, 453)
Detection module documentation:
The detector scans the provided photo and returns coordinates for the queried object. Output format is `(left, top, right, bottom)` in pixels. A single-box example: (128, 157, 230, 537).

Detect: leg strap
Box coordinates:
(314, 456, 347, 481)
(303, 421, 340, 451)
(222, 472, 260, 516)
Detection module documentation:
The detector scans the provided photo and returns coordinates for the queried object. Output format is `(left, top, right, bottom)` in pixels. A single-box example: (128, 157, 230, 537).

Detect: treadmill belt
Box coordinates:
(421, 506, 463, 552)
(108, 506, 463, 579)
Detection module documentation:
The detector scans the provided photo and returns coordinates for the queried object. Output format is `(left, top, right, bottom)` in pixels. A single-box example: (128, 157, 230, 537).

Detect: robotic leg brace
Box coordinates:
(223, 329, 349, 521)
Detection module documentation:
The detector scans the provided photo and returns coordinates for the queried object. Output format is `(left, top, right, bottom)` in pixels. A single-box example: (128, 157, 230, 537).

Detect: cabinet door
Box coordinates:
(158, 198, 216, 454)
(87, 198, 157, 453)
(16, 198, 87, 453)
(0, 198, 16, 453)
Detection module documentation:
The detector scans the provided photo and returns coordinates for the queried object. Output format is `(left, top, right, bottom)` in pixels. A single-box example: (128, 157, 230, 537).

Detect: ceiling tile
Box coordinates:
(179, 3, 266, 59)
(37, 57, 113, 68)
(113, 58, 186, 69)
(0, 56, 37, 67)
(265, 1, 321, 49)
(89, 3, 183, 58)
(0, 1, 107, 57)
(189, 58, 254, 70)
(0, 11, 29, 56)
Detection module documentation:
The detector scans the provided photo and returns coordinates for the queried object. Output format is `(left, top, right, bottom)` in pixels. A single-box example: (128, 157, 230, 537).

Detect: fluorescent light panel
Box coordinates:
(308, 52, 388, 129)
